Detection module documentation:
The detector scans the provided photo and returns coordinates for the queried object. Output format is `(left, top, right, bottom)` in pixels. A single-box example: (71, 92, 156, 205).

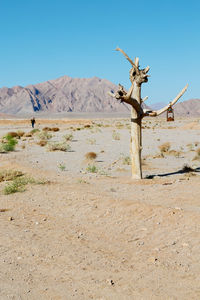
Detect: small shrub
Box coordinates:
(84, 124, 91, 128)
(51, 127, 60, 132)
(0, 170, 23, 182)
(86, 165, 98, 173)
(58, 163, 66, 171)
(7, 132, 18, 138)
(168, 150, 181, 157)
(87, 138, 96, 145)
(30, 129, 40, 134)
(112, 131, 120, 140)
(24, 132, 33, 137)
(159, 142, 171, 154)
(48, 142, 71, 152)
(37, 140, 47, 147)
(85, 152, 97, 160)
(42, 127, 51, 131)
(0, 135, 18, 152)
(3, 175, 47, 195)
(16, 131, 25, 138)
(122, 156, 131, 165)
(38, 131, 52, 140)
(63, 133, 73, 141)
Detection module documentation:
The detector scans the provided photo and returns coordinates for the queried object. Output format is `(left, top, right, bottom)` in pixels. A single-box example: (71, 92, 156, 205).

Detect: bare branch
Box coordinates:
(134, 57, 139, 68)
(145, 84, 188, 117)
(143, 66, 150, 74)
(108, 84, 142, 113)
(141, 96, 148, 102)
(115, 48, 139, 74)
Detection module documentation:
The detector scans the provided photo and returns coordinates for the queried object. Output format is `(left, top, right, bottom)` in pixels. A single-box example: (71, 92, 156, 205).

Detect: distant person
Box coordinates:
(31, 117, 36, 128)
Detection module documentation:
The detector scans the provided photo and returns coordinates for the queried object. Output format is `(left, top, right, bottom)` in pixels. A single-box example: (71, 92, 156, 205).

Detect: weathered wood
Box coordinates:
(109, 48, 188, 179)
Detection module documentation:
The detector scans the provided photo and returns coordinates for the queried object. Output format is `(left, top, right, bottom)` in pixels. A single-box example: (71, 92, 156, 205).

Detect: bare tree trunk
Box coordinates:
(108, 47, 188, 180)
(130, 83, 142, 179)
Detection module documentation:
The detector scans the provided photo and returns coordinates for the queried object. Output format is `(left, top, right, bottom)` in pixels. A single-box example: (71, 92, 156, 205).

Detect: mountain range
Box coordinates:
(0, 75, 199, 116)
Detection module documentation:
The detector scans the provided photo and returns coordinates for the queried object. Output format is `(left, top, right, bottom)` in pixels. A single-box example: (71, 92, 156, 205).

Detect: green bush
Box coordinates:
(0, 135, 18, 152)
(3, 176, 46, 195)
(86, 165, 98, 173)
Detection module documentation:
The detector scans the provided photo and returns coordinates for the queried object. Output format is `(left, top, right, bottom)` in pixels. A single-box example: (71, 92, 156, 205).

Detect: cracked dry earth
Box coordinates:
(0, 118, 200, 300)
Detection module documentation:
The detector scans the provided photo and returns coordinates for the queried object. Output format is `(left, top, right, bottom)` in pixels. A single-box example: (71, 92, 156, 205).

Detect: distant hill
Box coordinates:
(0, 76, 131, 115)
(150, 99, 200, 117)
(173, 99, 200, 117)
(0, 76, 199, 116)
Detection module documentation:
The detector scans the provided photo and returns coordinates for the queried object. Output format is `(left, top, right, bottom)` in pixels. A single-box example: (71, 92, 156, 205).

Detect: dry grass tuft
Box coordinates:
(159, 142, 171, 154)
(48, 142, 71, 152)
(112, 131, 120, 140)
(168, 150, 182, 157)
(43, 127, 51, 131)
(85, 152, 97, 160)
(16, 131, 25, 137)
(63, 133, 73, 141)
(37, 140, 47, 147)
(0, 170, 23, 182)
(51, 127, 60, 132)
(6, 132, 18, 138)
(38, 131, 52, 140)
(122, 156, 131, 165)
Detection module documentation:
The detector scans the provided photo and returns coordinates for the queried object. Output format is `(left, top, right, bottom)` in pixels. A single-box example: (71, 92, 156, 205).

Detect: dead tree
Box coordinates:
(109, 48, 188, 179)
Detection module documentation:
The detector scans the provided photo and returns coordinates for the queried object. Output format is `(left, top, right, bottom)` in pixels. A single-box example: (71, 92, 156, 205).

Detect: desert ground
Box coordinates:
(0, 115, 200, 300)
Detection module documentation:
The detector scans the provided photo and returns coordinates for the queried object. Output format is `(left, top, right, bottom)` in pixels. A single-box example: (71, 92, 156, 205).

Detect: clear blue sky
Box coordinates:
(0, 0, 199, 104)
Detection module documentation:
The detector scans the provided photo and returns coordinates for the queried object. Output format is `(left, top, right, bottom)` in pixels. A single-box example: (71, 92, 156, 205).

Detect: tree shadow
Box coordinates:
(145, 166, 200, 179)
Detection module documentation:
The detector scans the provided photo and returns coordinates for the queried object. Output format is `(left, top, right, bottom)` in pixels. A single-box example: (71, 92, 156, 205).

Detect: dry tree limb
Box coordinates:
(145, 84, 188, 117)
(141, 96, 148, 102)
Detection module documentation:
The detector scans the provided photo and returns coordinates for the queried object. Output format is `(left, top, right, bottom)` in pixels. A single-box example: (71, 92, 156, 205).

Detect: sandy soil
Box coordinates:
(0, 116, 200, 300)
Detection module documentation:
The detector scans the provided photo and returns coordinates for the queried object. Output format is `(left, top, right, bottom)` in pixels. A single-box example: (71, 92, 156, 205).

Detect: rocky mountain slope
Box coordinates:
(0, 76, 130, 114)
(0, 75, 199, 116)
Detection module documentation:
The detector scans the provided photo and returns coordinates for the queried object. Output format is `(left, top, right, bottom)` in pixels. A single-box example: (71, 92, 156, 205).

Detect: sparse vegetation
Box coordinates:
(112, 130, 120, 140)
(6, 132, 18, 138)
(85, 152, 97, 160)
(122, 156, 131, 165)
(86, 165, 98, 173)
(0, 170, 23, 182)
(0, 135, 18, 153)
(6, 131, 25, 139)
(87, 138, 96, 145)
(38, 131, 52, 140)
(48, 142, 71, 152)
(168, 150, 182, 157)
(63, 133, 73, 141)
(30, 129, 40, 135)
(3, 175, 47, 195)
(37, 140, 47, 147)
(58, 163, 66, 171)
(159, 142, 171, 155)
